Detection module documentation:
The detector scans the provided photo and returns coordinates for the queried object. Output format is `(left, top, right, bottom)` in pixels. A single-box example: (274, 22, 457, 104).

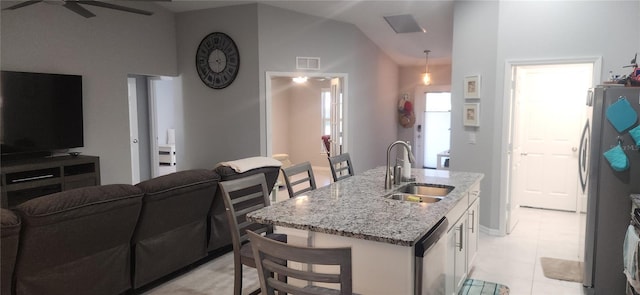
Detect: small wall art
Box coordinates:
(463, 103, 480, 127)
(464, 75, 481, 99)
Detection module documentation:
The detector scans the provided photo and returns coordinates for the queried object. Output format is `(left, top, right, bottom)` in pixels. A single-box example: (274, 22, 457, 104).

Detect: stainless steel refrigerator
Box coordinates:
(582, 86, 640, 294)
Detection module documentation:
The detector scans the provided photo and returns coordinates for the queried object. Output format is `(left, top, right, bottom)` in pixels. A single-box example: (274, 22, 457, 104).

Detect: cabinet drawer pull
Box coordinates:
(456, 223, 464, 252)
(468, 210, 475, 233)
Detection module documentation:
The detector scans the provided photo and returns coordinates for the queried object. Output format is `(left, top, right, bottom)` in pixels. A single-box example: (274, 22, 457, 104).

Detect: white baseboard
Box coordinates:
(479, 224, 504, 237)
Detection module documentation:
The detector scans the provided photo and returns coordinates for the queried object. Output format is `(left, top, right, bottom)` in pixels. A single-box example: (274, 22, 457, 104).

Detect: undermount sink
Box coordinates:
(398, 183, 454, 196)
(384, 183, 454, 203)
(386, 193, 443, 203)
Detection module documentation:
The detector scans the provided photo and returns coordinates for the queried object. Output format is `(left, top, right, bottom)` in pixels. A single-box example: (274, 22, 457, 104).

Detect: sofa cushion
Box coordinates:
(1, 209, 20, 295)
(1, 208, 20, 235)
(14, 184, 143, 295)
(136, 169, 220, 197)
(16, 184, 143, 226)
(132, 169, 219, 288)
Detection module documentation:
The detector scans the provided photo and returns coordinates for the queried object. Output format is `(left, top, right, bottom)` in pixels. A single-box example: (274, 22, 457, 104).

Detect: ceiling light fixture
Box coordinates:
(422, 50, 431, 85)
(292, 76, 308, 84)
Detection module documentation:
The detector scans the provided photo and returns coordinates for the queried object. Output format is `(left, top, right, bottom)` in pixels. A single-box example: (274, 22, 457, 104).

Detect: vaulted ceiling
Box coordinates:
(158, 0, 455, 67)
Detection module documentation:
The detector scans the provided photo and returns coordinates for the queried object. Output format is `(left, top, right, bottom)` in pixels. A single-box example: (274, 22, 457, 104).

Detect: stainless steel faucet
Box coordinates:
(385, 141, 416, 189)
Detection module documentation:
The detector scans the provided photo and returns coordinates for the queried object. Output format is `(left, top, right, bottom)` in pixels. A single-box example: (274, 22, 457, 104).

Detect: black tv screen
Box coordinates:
(1, 71, 84, 158)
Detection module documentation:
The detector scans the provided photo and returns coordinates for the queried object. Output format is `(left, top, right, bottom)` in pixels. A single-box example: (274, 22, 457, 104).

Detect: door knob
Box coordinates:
(572, 147, 578, 152)
(133, 139, 138, 143)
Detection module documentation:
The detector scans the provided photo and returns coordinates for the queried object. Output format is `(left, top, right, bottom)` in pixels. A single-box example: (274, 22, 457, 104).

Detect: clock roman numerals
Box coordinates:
(195, 32, 240, 89)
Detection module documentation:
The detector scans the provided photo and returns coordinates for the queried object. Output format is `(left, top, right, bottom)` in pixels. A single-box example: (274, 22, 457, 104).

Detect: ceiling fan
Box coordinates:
(2, 0, 163, 18)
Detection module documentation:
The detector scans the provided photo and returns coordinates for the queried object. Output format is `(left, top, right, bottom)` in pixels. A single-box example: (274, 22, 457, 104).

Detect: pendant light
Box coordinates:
(422, 50, 431, 85)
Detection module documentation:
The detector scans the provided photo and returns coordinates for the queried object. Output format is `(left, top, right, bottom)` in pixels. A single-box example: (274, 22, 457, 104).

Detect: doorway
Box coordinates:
(127, 75, 178, 184)
(512, 63, 593, 212)
(423, 92, 451, 169)
(503, 58, 599, 235)
(265, 72, 347, 187)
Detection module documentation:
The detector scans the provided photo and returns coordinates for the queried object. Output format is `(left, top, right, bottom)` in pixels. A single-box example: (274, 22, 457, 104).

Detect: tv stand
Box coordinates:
(1, 151, 53, 162)
(1, 155, 100, 208)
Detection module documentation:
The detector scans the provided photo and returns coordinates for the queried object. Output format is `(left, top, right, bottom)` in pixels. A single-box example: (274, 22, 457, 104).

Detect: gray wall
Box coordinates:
(257, 4, 399, 172)
(450, 0, 500, 231)
(2, 2, 398, 183)
(271, 77, 292, 157)
(1, 2, 178, 184)
(175, 4, 261, 169)
(450, 1, 640, 232)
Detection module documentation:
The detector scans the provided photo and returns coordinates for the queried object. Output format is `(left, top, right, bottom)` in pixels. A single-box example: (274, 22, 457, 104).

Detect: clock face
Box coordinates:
(195, 32, 240, 89)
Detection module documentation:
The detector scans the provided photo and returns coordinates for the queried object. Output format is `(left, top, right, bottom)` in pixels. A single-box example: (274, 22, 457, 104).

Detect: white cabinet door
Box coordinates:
(467, 197, 479, 270)
(453, 216, 467, 293)
(445, 225, 456, 295)
(446, 215, 468, 295)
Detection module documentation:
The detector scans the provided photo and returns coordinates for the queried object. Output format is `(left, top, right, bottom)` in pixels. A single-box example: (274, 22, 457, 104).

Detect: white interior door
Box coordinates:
(127, 77, 140, 184)
(147, 78, 161, 178)
(330, 78, 343, 157)
(514, 63, 592, 211)
(507, 66, 522, 233)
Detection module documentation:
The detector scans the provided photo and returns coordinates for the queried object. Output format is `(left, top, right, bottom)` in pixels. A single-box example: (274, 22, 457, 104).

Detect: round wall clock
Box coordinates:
(195, 32, 240, 89)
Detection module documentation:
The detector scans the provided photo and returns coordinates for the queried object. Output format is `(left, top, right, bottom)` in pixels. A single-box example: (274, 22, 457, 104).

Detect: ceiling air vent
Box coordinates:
(296, 57, 321, 70)
(383, 14, 425, 34)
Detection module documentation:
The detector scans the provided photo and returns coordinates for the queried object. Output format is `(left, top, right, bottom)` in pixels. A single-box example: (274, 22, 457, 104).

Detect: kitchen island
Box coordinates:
(248, 166, 483, 295)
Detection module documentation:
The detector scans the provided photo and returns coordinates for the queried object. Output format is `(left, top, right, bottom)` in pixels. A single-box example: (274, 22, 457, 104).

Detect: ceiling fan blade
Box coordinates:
(77, 1, 153, 16)
(2, 0, 43, 10)
(63, 2, 96, 18)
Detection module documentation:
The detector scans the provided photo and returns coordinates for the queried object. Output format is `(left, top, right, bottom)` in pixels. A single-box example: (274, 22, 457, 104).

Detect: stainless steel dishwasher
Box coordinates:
(414, 217, 449, 295)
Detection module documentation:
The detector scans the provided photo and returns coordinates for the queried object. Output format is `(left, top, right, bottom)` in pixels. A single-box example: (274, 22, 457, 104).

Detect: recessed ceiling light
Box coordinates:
(292, 76, 308, 84)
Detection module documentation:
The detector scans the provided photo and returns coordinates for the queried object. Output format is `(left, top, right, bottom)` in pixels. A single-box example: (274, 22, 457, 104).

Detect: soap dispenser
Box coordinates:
(402, 141, 412, 181)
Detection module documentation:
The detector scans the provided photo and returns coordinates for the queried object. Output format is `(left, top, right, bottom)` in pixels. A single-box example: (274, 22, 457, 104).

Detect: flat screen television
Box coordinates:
(1, 71, 84, 160)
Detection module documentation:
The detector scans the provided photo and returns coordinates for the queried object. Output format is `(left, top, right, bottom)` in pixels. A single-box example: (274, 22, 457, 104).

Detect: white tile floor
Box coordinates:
(470, 207, 587, 295)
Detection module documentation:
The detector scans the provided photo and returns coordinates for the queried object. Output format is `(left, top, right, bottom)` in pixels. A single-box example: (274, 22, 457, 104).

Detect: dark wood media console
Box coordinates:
(1, 155, 100, 208)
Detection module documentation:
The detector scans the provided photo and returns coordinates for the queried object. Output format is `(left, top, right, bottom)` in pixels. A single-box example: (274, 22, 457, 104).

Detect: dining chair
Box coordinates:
(281, 161, 317, 198)
(219, 173, 287, 295)
(328, 153, 355, 182)
(247, 230, 353, 295)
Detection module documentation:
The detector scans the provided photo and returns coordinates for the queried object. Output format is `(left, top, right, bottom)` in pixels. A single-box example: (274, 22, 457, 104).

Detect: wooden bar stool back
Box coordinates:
(328, 153, 354, 182)
(247, 230, 353, 295)
(219, 173, 287, 295)
(281, 161, 317, 198)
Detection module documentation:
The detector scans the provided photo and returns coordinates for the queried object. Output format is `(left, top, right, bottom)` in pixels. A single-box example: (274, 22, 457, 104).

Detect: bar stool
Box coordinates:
(281, 161, 317, 198)
(328, 153, 354, 182)
(247, 230, 353, 295)
(219, 173, 287, 295)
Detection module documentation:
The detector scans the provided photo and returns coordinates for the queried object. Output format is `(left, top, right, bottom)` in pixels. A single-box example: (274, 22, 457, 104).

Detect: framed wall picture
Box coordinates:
(463, 103, 480, 127)
(464, 75, 481, 99)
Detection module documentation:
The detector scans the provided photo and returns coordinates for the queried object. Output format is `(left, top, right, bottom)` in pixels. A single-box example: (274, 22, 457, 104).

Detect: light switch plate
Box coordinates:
(468, 132, 477, 144)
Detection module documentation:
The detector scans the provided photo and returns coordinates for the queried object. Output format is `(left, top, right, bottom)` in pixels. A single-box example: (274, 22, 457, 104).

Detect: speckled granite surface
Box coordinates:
(247, 166, 483, 247)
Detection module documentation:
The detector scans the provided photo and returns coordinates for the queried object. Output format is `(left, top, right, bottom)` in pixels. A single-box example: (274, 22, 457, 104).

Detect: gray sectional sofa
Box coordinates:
(0, 164, 281, 295)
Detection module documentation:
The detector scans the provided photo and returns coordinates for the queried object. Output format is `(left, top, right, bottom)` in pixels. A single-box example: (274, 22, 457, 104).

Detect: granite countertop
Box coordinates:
(247, 166, 484, 247)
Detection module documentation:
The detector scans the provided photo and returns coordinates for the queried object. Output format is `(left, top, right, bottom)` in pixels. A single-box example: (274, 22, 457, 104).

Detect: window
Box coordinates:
(321, 88, 331, 152)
